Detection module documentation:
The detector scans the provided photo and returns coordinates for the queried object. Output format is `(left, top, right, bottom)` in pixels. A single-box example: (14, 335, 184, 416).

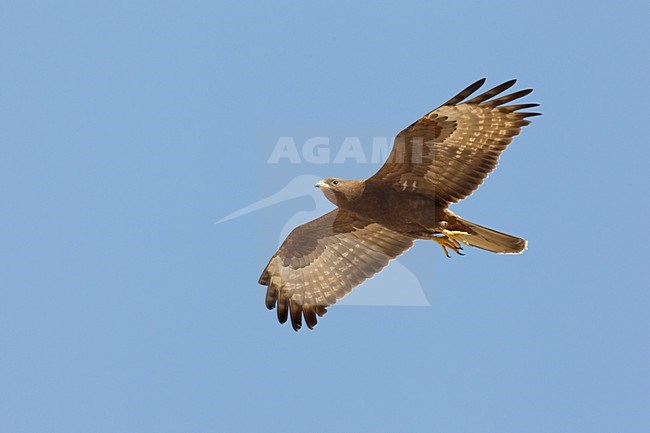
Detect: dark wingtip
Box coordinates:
(520, 88, 533, 96)
(503, 103, 540, 112)
(466, 79, 518, 105)
(265, 285, 277, 310)
(442, 78, 486, 106)
(277, 293, 289, 324)
(289, 300, 302, 331)
(258, 270, 270, 285)
(497, 79, 518, 91)
(303, 305, 318, 329)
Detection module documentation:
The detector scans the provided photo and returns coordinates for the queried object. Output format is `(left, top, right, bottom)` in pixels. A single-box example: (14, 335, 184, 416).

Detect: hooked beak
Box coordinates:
(314, 180, 328, 189)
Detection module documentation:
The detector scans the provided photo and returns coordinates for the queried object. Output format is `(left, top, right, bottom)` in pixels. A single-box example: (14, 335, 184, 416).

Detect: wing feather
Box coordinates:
(441, 78, 486, 105)
(369, 79, 540, 205)
(465, 79, 517, 104)
(259, 209, 415, 331)
(484, 88, 533, 107)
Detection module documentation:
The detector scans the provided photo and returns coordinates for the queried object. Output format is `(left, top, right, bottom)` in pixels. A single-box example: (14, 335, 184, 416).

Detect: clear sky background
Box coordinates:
(2, 1, 650, 432)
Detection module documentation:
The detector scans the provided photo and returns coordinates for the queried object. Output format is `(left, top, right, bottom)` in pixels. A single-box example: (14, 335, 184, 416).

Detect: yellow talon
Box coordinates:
(433, 230, 470, 257)
(433, 235, 462, 257)
(442, 230, 471, 245)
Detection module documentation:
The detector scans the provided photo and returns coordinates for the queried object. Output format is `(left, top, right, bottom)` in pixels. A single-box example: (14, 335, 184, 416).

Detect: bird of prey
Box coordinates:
(259, 78, 540, 331)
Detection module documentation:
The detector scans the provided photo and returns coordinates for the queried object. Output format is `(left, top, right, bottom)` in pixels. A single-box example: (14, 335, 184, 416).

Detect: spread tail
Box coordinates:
(451, 215, 527, 254)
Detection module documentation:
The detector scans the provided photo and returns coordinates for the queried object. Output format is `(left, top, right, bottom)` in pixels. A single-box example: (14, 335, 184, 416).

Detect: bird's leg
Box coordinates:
(431, 230, 471, 257)
(432, 235, 464, 257)
(442, 230, 471, 246)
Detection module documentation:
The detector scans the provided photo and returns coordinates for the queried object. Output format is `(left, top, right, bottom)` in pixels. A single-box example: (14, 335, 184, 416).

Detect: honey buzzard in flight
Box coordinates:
(259, 78, 540, 331)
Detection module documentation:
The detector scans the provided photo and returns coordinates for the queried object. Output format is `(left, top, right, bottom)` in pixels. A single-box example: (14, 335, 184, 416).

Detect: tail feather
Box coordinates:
(452, 215, 527, 254)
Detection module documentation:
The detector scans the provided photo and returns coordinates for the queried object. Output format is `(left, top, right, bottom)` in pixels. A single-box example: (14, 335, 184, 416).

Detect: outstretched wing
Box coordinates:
(370, 78, 540, 205)
(259, 209, 415, 331)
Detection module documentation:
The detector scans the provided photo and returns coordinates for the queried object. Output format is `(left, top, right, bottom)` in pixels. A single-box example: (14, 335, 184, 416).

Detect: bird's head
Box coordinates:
(315, 178, 364, 205)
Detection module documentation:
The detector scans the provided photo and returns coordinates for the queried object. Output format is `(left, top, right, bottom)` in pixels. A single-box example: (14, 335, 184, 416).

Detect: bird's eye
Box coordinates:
(331, 180, 339, 185)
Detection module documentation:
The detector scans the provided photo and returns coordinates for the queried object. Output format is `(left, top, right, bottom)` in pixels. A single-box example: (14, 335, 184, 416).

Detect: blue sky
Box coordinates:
(2, 1, 650, 432)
